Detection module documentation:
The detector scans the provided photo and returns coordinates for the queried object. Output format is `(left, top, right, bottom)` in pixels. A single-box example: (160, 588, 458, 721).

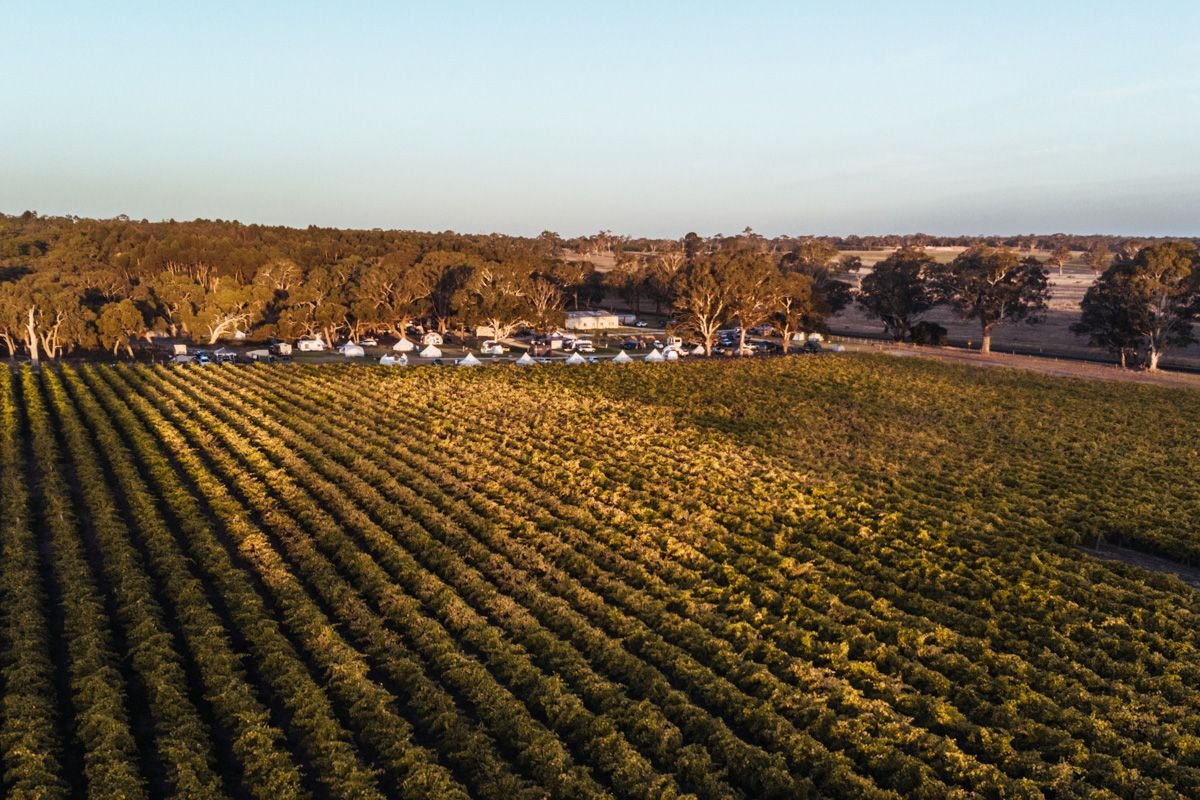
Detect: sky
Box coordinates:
(2, 1, 1198, 238)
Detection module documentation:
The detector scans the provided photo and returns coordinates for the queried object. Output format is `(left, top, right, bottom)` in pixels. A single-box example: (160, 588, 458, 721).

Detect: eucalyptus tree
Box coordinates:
(1085, 244, 1111, 273)
(350, 252, 433, 338)
(672, 254, 732, 357)
(274, 264, 351, 345)
(780, 239, 854, 317)
(1074, 241, 1200, 370)
(769, 272, 817, 353)
(97, 298, 147, 357)
(0, 273, 95, 363)
(186, 278, 271, 344)
(932, 246, 1050, 354)
(547, 259, 595, 311)
(856, 246, 936, 341)
(724, 250, 778, 355)
(644, 248, 686, 313)
(1047, 244, 1071, 276)
(525, 276, 566, 335)
(419, 250, 478, 333)
(462, 259, 530, 341)
(602, 256, 646, 313)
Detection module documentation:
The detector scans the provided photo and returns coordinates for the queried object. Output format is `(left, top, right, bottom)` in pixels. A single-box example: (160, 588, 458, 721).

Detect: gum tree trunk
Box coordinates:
(980, 322, 993, 354)
(1147, 347, 1161, 372)
(25, 307, 39, 367)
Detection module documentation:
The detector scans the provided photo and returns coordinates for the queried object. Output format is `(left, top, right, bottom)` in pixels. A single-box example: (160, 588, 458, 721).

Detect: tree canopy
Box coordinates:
(1, 212, 1194, 368)
(856, 246, 936, 342)
(931, 246, 1050, 354)
(1074, 241, 1200, 370)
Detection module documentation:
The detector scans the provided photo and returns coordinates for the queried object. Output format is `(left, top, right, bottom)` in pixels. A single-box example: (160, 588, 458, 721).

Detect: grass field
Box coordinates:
(2, 356, 1200, 799)
(837, 247, 968, 266)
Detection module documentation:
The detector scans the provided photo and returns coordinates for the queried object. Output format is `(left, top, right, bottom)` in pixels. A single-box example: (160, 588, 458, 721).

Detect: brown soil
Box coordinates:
(839, 340, 1200, 390)
(1080, 544, 1200, 588)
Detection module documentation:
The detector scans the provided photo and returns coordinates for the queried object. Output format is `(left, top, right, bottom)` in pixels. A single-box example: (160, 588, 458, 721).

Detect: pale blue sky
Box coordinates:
(2, 1, 1198, 237)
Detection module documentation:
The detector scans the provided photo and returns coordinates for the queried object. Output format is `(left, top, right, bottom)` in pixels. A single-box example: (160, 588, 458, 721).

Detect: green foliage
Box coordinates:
(1075, 242, 1200, 370)
(3, 340, 1200, 799)
(96, 299, 145, 357)
(856, 246, 936, 341)
(931, 246, 1050, 352)
(672, 253, 731, 355)
(0, 216, 858, 357)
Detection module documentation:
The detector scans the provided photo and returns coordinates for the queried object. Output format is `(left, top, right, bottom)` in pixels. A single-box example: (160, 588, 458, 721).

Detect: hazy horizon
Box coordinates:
(4, 1, 1198, 238)
(4, 207, 1193, 243)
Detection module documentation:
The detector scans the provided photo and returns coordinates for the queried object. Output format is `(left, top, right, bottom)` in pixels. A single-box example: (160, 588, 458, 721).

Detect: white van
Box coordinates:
(297, 337, 327, 352)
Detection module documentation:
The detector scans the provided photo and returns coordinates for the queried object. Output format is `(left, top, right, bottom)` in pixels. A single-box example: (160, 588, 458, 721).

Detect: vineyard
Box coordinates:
(1, 355, 1199, 799)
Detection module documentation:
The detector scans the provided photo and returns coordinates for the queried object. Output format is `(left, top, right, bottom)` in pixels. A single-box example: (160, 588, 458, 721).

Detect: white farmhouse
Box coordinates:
(564, 310, 620, 331)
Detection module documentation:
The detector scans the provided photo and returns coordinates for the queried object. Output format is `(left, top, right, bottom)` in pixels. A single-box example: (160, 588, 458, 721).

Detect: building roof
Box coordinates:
(566, 310, 619, 318)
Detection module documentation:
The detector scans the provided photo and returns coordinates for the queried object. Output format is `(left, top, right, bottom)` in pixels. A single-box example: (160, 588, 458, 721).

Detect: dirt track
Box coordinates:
(842, 341, 1200, 390)
(1080, 544, 1200, 588)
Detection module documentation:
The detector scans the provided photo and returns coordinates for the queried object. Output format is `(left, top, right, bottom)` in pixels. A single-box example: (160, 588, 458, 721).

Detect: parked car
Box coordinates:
(358, 337, 378, 347)
(633, 320, 649, 328)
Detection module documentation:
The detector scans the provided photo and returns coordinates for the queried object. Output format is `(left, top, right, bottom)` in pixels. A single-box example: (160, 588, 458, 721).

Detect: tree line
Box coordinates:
(576, 226, 1188, 264)
(1, 213, 1197, 370)
(0, 214, 591, 363)
(0, 214, 847, 362)
(854, 241, 1200, 369)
